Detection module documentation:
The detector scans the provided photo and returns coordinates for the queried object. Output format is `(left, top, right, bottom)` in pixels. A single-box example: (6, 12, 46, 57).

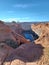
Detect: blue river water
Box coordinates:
(23, 33, 34, 41)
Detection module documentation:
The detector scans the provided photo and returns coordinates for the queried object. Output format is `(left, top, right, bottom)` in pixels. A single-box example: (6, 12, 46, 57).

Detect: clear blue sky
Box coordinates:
(0, 0, 49, 22)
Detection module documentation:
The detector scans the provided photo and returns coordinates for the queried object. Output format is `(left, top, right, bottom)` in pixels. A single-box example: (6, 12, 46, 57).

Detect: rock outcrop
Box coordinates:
(3, 43, 44, 65)
(0, 43, 14, 65)
(7, 22, 22, 34)
(0, 21, 16, 42)
(0, 21, 30, 46)
(31, 23, 49, 36)
(31, 23, 49, 47)
(0, 21, 31, 65)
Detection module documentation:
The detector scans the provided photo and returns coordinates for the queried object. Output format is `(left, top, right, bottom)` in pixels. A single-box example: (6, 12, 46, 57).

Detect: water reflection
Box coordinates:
(23, 33, 34, 41)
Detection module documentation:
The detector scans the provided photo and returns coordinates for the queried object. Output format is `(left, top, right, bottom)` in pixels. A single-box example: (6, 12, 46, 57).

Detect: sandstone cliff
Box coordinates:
(0, 21, 49, 65)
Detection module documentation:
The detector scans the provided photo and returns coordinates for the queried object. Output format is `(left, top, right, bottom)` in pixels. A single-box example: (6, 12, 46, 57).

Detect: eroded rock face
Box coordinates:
(31, 23, 49, 36)
(3, 55, 26, 65)
(0, 21, 30, 47)
(0, 48, 8, 65)
(35, 31, 49, 47)
(0, 43, 14, 65)
(0, 21, 16, 42)
(6, 22, 30, 45)
(11, 31, 30, 45)
(3, 43, 44, 65)
(0, 21, 49, 65)
(31, 23, 49, 47)
(7, 23, 22, 34)
(0, 21, 31, 65)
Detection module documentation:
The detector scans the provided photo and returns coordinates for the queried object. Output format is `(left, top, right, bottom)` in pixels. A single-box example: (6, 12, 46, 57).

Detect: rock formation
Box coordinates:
(31, 23, 49, 47)
(7, 22, 22, 34)
(3, 43, 44, 65)
(0, 42, 14, 65)
(0, 21, 49, 65)
(0, 20, 16, 42)
(0, 21, 30, 46)
(31, 23, 49, 36)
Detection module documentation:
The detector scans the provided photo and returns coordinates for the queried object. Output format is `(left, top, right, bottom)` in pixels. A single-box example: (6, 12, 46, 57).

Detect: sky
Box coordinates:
(0, 0, 49, 22)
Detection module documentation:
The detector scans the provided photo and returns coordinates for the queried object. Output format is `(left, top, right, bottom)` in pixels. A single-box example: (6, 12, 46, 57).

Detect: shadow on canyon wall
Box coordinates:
(4, 42, 44, 63)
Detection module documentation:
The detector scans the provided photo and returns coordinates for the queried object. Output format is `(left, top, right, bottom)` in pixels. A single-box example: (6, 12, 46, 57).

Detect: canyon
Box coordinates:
(0, 21, 49, 65)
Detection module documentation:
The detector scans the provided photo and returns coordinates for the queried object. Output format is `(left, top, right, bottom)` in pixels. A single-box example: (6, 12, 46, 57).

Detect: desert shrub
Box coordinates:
(4, 39, 19, 49)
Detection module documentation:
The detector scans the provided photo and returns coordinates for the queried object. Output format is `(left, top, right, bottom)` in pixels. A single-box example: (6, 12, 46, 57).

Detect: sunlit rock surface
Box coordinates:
(31, 23, 49, 36)
(31, 23, 49, 47)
